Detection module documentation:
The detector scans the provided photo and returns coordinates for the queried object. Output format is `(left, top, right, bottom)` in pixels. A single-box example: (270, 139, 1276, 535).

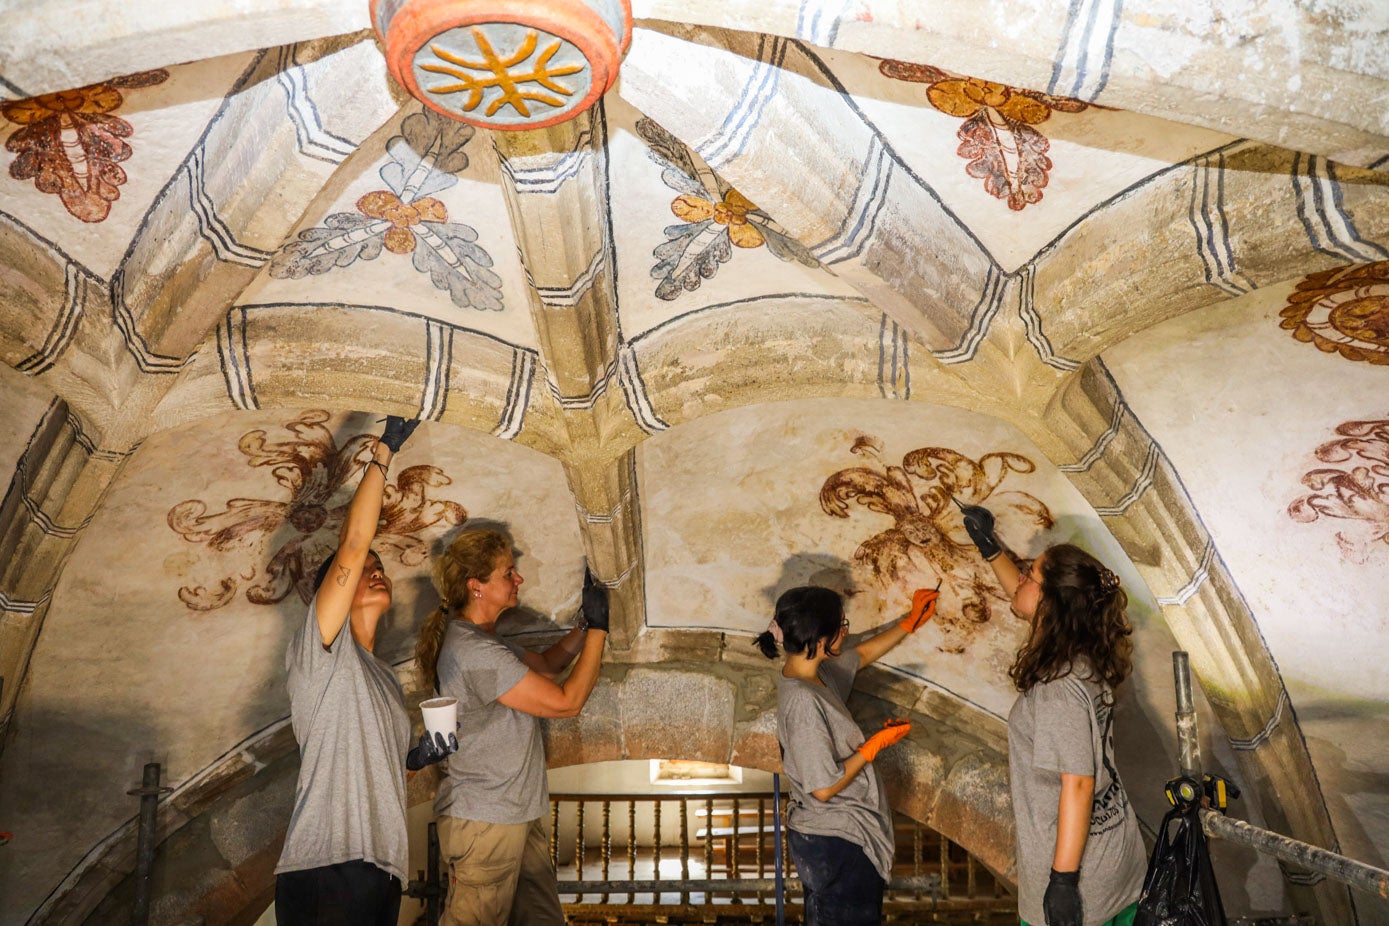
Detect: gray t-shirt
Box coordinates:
(1008, 669, 1146, 925)
(435, 620, 547, 824)
(276, 601, 412, 881)
(777, 651, 895, 881)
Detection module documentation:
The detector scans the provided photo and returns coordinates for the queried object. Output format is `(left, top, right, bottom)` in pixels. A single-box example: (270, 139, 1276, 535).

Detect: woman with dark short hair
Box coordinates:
(755, 583, 938, 926)
(961, 504, 1146, 926)
(273, 417, 454, 926)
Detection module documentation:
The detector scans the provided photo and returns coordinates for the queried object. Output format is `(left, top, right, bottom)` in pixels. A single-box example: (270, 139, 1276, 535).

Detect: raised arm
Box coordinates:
(497, 568, 609, 718)
(531, 625, 587, 676)
(312, 416, 418, 646)
(853, 587, 939, 667)
(958, 500, 1022, 595)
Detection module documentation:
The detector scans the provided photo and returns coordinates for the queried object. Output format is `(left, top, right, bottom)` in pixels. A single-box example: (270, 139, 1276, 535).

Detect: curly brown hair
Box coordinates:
(414, 529, 511, 690)
(1008, 544, 1133, 693)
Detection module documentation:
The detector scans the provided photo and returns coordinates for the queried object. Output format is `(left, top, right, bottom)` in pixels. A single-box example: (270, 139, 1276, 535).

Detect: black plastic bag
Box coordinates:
(1134, 805, 1227, 926)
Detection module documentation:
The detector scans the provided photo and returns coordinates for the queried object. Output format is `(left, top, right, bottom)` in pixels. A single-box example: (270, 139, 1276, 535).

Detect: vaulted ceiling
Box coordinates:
(1, 1, 1387, 923)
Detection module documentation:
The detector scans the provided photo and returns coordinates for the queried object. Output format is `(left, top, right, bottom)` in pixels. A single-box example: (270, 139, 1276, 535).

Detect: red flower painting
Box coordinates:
(1, 70, 168, 223)
(1289, 418, 1389, 563)
(879, 59, 1089, 211)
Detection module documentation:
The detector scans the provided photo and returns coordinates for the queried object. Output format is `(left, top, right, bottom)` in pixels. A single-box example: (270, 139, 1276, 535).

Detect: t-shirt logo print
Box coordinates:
(1089, 692, 1130, 837)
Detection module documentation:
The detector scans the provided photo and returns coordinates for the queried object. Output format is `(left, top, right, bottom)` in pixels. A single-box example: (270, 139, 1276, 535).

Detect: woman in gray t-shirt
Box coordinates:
(754, 584, 938, 926)
(961, 501, 1145, 926)
(414, 529, 610, 926)
(275, 417, 455, 926)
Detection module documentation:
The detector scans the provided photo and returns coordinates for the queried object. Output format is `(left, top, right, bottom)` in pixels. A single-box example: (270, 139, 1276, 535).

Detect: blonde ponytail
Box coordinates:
(415, 529, 512, 688)
(414, 603, 452, 692)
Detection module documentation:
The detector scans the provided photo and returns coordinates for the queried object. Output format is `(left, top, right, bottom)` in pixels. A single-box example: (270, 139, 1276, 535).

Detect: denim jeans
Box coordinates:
(788, 829, 886, 926)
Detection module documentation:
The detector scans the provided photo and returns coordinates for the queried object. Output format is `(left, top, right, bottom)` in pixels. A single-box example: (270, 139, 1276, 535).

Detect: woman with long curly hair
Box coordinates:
(415, 529, 608, 926)
(961, 504, 1146, 926)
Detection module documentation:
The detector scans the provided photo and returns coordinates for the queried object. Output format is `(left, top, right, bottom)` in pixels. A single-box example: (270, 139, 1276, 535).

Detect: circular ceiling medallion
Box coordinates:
(1280, 261, 1389, 366)
(373, 0, 632, 130)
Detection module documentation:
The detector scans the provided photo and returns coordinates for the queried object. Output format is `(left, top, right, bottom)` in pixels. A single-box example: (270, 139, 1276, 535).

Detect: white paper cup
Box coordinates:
(420, 697, 458, 740)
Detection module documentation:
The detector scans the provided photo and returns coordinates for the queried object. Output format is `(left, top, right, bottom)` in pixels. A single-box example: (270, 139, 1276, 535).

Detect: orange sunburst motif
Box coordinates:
(1, 69, 168, 222)
(420, 27, 584, 118)
(1279, 260, 1389, 366)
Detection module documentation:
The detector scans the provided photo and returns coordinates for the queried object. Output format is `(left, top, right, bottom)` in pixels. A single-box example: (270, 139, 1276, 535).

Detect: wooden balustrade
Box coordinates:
(547, 790, 1015, 922)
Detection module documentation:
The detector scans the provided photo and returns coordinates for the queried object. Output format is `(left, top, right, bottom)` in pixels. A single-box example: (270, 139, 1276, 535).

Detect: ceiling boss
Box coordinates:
(372, 0, 632, 129)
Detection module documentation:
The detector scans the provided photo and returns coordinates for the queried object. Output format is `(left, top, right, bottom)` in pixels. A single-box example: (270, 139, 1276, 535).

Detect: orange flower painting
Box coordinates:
(2, 70, 168, 222)
(270, 111, 504, 311)
(1279, 260, 1389, 366)
(636, 118, 817, 300)
(879, 59, 1089, 211)
(355, 190, 449, 254)
(671, 190, 765, 249)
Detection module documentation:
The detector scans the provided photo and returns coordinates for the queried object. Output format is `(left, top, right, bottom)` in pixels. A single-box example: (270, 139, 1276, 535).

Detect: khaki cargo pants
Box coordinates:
(438, 815, 565, 926)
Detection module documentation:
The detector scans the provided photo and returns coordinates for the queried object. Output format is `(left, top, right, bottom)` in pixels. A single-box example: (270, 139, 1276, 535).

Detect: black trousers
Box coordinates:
(788, 830, 886, 926)
(275, 859, 402, 926)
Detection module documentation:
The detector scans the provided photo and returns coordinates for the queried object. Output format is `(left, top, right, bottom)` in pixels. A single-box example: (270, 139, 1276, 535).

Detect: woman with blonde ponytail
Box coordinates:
(424, 529, 609, 926)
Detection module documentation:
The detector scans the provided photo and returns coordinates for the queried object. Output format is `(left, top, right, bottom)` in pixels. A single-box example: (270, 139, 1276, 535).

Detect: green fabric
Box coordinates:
(1021, 900, 1138, 926)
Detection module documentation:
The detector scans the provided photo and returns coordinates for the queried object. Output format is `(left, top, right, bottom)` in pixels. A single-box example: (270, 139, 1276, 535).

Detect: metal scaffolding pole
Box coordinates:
(1200, 813, 1389, 902)
(126, 763, 169, 926)
(1172, 651, 1202, 779)
(1171, 651, 1389, 903)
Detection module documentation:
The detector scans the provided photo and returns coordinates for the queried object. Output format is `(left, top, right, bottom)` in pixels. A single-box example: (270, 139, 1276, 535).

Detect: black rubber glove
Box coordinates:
(1043, 868, 1082, 926)
(955, 498, 1001, 561)
(581, 566, 610, 633)
(405, 730, 457, 771)
(379, 416, 421, 453)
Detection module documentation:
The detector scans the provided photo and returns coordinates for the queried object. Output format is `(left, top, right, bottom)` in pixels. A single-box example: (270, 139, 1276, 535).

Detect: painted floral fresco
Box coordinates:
(820, 435, 1053, 649)
(1279, 260, 1389, 365)
(878, 59, 1089, 211)
(1288, 418, 1389, 563)
(635, 117, 817, 300)
(1, 69, 168, 222)
(270, 111, 504, 310)
(167, 410, 466, 610)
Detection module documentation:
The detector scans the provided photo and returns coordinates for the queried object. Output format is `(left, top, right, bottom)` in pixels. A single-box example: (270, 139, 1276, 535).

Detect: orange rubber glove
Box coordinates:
(855, 718, 911, 762)
(899, 588, 939, 633)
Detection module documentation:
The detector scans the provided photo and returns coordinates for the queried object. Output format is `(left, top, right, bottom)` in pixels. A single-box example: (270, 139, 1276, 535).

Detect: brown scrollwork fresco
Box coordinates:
(1288, 418, 1389, 563)
(167, 410, 466, 610)
(820, 435, 1052, 648)
(1279, 261, 1389, 366)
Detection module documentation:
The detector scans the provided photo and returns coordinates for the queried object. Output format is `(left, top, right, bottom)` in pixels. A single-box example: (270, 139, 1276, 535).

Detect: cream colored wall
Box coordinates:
(1106, 280, 1389, 878)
